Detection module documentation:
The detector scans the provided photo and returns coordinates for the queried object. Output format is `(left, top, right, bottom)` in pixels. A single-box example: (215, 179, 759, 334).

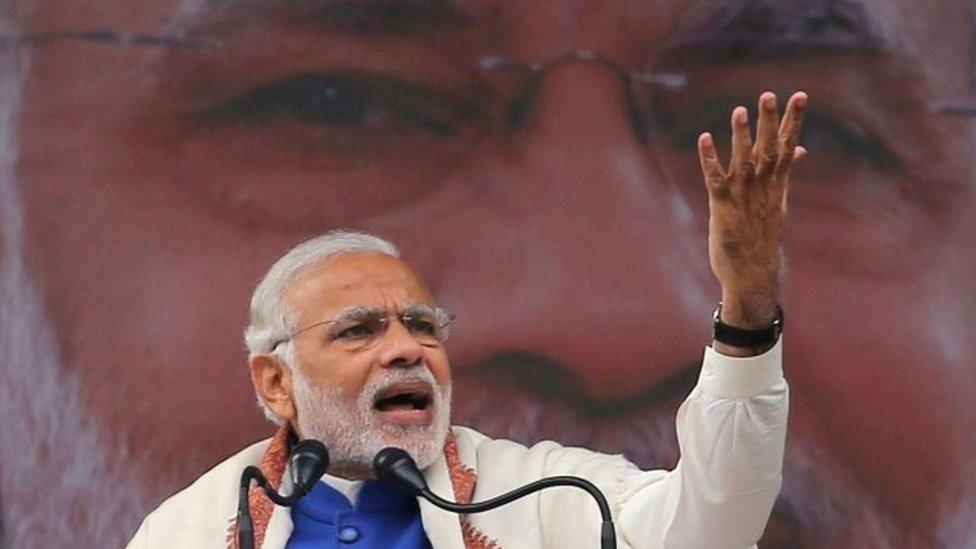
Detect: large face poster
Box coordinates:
(1, 1, 974, 547)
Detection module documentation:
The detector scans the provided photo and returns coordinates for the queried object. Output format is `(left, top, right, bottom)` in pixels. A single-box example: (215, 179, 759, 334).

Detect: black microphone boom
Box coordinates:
(238, 439, 330, 549)
(373, 447, 617, 549)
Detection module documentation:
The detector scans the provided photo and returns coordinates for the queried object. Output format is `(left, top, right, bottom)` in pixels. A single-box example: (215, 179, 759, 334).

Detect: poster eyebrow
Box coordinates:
(662, 0, 907, 62)
(172, 0, 470, 36)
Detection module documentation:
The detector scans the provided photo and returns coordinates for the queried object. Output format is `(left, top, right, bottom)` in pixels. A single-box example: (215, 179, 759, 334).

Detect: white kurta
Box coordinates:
(127, 340, 787, 549)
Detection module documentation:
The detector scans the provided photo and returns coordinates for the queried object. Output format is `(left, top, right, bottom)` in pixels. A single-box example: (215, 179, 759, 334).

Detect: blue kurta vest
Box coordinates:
(286, 479, 433, 549)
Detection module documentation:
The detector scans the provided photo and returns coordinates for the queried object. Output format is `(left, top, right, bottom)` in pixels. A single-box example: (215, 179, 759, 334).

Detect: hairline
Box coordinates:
(244, 231, 403, 423)
(245, 233, 400, 352)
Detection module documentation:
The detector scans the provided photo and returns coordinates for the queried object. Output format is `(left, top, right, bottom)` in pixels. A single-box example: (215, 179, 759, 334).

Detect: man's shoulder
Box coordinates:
(126, 437, 273, 548)
(155, 436, 271, 511)
(449, 425, 638, 479)
(445, 425, 653, 548)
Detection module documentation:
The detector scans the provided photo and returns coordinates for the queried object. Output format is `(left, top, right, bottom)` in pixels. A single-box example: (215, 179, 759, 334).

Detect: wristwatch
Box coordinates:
(712, 302, 784, 348)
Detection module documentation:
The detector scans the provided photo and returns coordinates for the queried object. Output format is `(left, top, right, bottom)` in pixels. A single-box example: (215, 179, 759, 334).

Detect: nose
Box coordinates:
(432, 61, 714, 401)
(376, 318, 425, 369)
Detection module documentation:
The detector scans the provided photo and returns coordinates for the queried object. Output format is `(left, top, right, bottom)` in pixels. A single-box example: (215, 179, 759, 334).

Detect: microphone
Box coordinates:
(373, 446, 428, 495)
(373, 448, 616, 549)
(238, 439, 330, 549)
(290, 439, 331, 495)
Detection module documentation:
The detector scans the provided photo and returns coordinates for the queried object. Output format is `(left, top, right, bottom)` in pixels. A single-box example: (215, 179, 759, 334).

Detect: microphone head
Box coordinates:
(373, 447, 429, 496)
(290, 439, 330, 496)
(373, 447, 411, 473)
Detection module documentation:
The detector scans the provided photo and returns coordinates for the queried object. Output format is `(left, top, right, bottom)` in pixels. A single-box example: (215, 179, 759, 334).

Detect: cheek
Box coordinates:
(425, 348, 452, 386)
(784, 266, 975, 523)
(297, 347, 372, 397)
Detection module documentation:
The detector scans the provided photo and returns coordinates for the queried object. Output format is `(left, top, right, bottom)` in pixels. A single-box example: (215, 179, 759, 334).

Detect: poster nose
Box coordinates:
(435, 63, 714, 400)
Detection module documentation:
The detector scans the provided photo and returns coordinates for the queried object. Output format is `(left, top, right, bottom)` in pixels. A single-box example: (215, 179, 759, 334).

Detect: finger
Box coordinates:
(776, 144, 806, 215)
(773, 145, 806, 210)
(778, 91, 808, 147)
(793, 145, 808, 162)
(774, 92, 808, 182)
(698, 133, 728, 194)
(728, 106, 753, 181)
(753, 91, 779, 179)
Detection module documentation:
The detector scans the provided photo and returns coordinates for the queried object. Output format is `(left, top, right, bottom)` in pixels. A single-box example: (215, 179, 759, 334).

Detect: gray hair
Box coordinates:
(244, 230, 400, 423)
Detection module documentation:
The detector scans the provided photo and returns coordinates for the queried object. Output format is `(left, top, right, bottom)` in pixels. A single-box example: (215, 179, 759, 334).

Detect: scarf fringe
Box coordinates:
(225, 427, 291, 549)
(444, 432, 501, 549)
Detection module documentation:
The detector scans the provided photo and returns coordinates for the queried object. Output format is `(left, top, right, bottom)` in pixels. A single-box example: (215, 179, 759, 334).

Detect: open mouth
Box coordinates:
(372, 380, 434, 425)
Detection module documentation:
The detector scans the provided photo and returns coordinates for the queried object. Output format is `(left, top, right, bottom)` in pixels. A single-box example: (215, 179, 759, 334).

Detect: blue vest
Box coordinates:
(286, 479, 433, 549)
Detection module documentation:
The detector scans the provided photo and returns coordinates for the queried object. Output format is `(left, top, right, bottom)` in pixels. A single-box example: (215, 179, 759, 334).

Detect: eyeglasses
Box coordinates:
(475, 49, 687, 143)
(9, 29, 975, 141)
(1, 31, 688, 140)
(269, 304, 456, 353)
(0, 29, 219, 51)
(11, 26, 976, 274)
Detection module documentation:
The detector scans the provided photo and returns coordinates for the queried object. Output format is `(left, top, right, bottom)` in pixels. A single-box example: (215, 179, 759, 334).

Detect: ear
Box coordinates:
(249, 353, 297, 425)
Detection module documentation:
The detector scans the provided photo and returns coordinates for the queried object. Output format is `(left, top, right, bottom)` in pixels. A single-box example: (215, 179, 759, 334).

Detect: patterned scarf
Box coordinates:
(226, 427, 499, 549)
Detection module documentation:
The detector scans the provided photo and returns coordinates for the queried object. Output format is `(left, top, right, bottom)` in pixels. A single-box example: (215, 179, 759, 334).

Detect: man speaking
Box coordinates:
(127, 90, 806, 548)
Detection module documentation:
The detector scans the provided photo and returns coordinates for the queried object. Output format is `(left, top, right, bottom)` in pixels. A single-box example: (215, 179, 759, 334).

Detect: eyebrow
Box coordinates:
(402, 303, 439, 316)
(328, 303, 437, 322)
(663, 0, 905, 62)
(175, 0, 469, 36)
(328, 305, 385, 323)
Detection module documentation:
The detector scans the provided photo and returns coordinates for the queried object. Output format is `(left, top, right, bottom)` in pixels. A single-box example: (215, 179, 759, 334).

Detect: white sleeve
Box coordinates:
(616, 338, 788, 549)
(124, 516, 150, 549)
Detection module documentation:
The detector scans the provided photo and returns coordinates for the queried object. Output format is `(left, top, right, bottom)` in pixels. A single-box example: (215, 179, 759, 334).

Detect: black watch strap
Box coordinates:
(712, 303, 784, 348)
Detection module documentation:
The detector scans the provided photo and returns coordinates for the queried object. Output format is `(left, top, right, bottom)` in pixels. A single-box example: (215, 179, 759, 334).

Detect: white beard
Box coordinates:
(291, 363, 452, 475)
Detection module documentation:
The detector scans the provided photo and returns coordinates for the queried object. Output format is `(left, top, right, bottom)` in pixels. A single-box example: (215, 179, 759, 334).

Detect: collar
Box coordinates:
(319, 473, 363, 506)
(231, 427, 491, 549)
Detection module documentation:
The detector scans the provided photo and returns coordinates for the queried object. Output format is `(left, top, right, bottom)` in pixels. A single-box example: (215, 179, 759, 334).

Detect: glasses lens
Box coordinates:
(320, 308, 453, 350)
(329, 313, 387, 350)
(402, 311, 445, 345)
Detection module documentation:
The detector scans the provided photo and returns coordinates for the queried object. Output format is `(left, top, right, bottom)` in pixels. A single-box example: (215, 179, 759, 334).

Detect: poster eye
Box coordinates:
(797, 111, 892, 167)
(200, 71, 470, 135)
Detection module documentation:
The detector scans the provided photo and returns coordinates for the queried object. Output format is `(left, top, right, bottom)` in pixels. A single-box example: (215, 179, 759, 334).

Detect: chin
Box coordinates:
(372, 419, 450, 470)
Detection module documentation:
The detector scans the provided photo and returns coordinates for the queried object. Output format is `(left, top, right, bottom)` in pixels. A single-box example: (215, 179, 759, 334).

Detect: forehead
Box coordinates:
(283, 252, 434, 317)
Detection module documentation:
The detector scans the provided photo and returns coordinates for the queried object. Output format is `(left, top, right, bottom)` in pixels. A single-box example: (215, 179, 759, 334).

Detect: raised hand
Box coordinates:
(697, 91, 807, 343)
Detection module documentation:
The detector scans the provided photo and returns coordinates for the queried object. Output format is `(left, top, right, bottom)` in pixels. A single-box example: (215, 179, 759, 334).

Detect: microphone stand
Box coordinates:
(238, 439, 329, 549)
(237, 465, 309, 549)
(374, 448, 616, 549)
(420, 476, 616, 549)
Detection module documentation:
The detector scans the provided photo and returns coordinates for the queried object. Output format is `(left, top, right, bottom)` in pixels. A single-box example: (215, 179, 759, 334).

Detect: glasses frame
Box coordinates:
(6, 30, 973, 120)
(268, 304, 456, 353)
(475, 49, 687, 143)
